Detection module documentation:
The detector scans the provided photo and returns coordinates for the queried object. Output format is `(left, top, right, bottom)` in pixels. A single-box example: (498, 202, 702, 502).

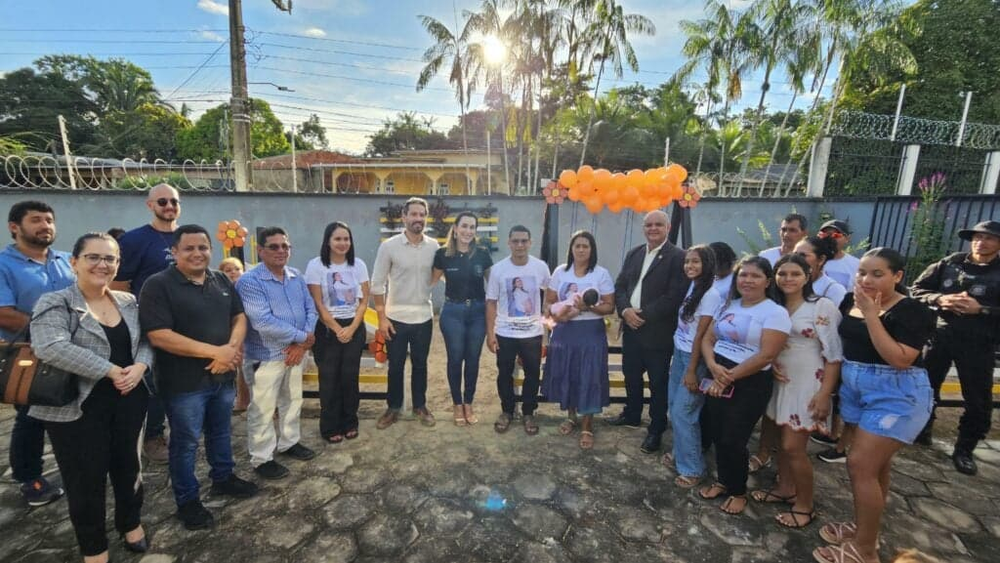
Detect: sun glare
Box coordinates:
(481, 35, 506, 65)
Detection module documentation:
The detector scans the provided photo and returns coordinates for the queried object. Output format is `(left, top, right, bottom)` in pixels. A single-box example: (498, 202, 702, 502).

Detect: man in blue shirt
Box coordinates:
(0, 201, 74, 506)
(113, 183, 181, 464)
(236, 227, 318, 480)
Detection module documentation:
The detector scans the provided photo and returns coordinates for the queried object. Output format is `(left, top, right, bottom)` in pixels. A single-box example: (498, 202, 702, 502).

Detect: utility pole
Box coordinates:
(229, 0, 252, 192)
(290, 124, 297, 193)
(57, 115, 77, 190)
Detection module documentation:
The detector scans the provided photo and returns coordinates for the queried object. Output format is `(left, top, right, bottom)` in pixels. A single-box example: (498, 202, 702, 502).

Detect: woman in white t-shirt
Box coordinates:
(666, 245, 721, 488)
(794, 235, 847, 308)
(305, 222, 370, 444)
(699, 256, 791, 515)
(541, 231, 615, 450)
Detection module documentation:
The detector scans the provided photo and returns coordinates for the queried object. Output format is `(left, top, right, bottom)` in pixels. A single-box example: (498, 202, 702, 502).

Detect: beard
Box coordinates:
(22, 232, 54, 248)
(154, 209, 178, 223)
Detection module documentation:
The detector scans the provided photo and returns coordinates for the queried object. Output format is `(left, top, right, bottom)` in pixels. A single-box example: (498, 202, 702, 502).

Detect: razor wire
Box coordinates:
(0, 154, 236, 191)
(830, 110, 1000, 150)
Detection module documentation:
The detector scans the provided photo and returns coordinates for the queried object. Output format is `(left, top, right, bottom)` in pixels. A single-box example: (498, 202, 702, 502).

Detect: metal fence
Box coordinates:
(868, 194, 1000, 258)
(824, 137, 905, 197)
(912, 145, 990, 195)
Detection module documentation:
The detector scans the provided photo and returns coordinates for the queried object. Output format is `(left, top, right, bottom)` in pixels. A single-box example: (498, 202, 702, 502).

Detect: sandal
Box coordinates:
(674, 475, 701, 489)
(699, 482, 727, 500)
(720, 495, 748, 515)
(579, 430, 594, 450)
(661, 452, 675, 470)
(345, 428, 359, 440)
(558, 418, 578, 436)
(454, 406, 468, 427)
(812, 542, 868, 563)
(748, 454, 772, 474)
(750, 488, 797, 504)
(523, 415, 539, 436)
(327, 434, 344, 444)
(776, 509, 815, 529)
(819, 522, 857, 545)
(494, 413, 512, 434)
(463, 404, 479, 425)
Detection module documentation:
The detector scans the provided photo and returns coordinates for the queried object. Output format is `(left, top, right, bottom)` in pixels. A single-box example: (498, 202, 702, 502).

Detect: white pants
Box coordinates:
(246, 360, 303, 467)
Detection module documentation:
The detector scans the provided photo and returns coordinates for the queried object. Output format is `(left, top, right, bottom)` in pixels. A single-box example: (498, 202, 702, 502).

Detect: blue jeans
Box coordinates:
(162, 381, 236, 506)
(667, 349, 708, 478)
(439, 300, 487, 405)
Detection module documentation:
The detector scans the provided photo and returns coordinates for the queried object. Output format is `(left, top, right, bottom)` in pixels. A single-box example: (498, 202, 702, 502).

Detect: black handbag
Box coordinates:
(0, 299, 79, 407)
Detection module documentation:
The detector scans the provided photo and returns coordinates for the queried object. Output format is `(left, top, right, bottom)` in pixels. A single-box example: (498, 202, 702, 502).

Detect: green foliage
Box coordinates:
(35, 55, 163, 114)
(0, 136, 28, 155)
(100, 103, 191, 160)
(176, 99, 290, 161)
(0, 67, 99, 151)
(736, 220, 775, 256)
(365, 112, 453, 156)
(906, 172, 951, 283)
(290, 114, 328, 151)
(114, 172, 194, 191)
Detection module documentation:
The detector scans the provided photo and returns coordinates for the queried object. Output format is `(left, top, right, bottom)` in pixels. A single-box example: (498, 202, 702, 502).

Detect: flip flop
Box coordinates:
(776, 509, 816, 529)
(327, 434, 344, 444)
(674, 475, 701, 489)
(345, 428, 359, 440)
(699, 482, 727, 500)
(558, 418, 578, 435)
(748, 454, 772, 474)
(579, 431, 594, 450)
(661, 452, 675, 470)
(494, 413, 512, 434)
(750, 488, 797, 504)
(720, 495, 748, 515)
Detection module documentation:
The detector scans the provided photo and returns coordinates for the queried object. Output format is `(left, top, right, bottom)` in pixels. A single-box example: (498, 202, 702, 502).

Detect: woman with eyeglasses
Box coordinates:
(29, 233, 154, 563)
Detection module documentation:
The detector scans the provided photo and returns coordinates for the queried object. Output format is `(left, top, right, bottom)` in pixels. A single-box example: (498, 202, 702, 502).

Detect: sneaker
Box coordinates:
(376, 409, 400, 430)
(413, 407, 436, 427)
(810, 432, 837, 446)
(177, 499, 214, 530)
(20, 477, 64, 507)
(254, 460, 290, 480)
(143, 435, 169, 464)
(817, 447, 847, 463)
(211, 474, 259, 499)
(280, 443, 316, 461)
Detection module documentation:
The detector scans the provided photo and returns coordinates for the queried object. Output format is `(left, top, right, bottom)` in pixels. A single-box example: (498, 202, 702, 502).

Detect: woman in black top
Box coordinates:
(813, 248, 935, 563)
(432, 212, 493, 425)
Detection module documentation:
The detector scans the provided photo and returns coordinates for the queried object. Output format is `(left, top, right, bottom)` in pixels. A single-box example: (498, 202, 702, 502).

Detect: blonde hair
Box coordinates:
(891, 550, 943, 563)
(445, 211, 479, 258)
(218, 257, 245, 272)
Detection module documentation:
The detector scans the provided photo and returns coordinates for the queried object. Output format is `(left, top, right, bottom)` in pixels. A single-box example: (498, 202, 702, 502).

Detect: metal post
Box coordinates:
(981, 151, 1000, 195)
(290, 124, 297, 193)
(663, 137, 670, 166)
(229, 0, 252, 192)
(896, 144, 922, 195)
(806, 137, 833, 197)
(956, 91, 973, 148)
(57, 115, 77, 190)
(486, 128, 491, 196)
(890, 84, 906, 142)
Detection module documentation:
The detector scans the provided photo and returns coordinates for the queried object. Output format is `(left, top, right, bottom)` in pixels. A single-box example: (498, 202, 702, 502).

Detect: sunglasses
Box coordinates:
(155, 198, 180, 207)
(819, 230, 844, 240)
(264, 243, 292, 251)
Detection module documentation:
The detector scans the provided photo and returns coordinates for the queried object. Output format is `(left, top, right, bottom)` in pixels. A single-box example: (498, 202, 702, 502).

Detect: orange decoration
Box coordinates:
(217, 220, 249, 248)
(577, 165, 594, 183)
(678, 185, 702, 208)
(558, 169, 578, 188)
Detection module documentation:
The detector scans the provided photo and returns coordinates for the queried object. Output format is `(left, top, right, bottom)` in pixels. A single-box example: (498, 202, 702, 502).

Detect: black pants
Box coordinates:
(8, 404, 45, 483)
(925, 327, 996, 452)
(46, 379, 148, 556)
(385, 318, 432, 410)
(703, 357, 773, 496)
(621, 328, 672, 435)
(315, 319, 365, 437)
(497, 335, 542, 416)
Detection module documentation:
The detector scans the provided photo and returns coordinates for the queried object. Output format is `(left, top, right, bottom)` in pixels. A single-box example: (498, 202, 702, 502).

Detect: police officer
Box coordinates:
(911, 220, 1000, 476)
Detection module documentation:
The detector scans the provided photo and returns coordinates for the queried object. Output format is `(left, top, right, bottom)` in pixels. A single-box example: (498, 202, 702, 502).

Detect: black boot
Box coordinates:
(914, 421, 933, 446)
(952, 449, 977, 476)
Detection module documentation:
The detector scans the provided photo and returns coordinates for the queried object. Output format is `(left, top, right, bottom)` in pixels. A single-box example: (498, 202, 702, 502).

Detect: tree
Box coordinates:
(176, 99, 290, 161)
(35, 55, 165, 114)
(100, 102, 191, 160)
(286, 114, 328, 151)
(0, 67, 99, 152)
(364, 112, 453, 156)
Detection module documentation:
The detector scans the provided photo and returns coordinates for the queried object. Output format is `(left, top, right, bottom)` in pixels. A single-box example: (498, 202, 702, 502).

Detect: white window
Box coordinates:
(384, 180, 395, 194)
(438, 182, 450, 196)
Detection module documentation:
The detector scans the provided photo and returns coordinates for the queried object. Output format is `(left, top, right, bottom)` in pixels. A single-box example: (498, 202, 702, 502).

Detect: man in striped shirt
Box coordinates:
(237, 227, 318, 480)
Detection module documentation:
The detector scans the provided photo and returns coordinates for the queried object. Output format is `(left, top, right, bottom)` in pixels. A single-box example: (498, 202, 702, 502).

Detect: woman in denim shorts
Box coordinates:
(813, 248, 935, 563)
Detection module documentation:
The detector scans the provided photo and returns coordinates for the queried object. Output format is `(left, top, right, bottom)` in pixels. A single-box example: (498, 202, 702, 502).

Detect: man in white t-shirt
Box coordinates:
(758, 213, 808, 266)
(486, 225, 551, 434)
(819, 219, 860, 291)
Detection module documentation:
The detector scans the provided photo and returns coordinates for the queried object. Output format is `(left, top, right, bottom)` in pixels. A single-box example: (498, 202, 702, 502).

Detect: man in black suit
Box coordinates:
(610, 210, 688, 453)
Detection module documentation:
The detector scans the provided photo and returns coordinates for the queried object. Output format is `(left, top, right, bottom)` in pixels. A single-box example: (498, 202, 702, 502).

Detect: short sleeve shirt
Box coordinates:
(838, 294, 935, 367)
(825, 254, 860, 292)
(549, 264, 614, 322)
(0, 245, 75, 341)
(433, 247, 493, 302)
(758, 247, 783, 267)
(812, 274, 847, 308)
(712, 298, 792, 366)
(674, 282, 723, 353)
(139, 267, 245, 396)
(713, 274, 733, 301)
(115, 224, 175, 296)
(486, 256, 550, 338)
(304, 257, 369, 319)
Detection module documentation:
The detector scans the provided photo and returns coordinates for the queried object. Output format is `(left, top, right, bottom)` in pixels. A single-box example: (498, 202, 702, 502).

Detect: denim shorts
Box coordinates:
(839, 360, 932, 444)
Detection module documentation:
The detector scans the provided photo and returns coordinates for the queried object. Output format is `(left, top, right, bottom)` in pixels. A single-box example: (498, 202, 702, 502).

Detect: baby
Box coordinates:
(550, 287, 600, 318)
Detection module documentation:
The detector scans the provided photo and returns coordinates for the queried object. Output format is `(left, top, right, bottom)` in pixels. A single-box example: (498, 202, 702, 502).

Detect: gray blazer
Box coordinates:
(28, 285, 154, 423)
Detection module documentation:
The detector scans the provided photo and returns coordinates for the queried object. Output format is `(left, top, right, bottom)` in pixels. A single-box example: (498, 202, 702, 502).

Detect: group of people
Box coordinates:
(2, 189, 997, 563)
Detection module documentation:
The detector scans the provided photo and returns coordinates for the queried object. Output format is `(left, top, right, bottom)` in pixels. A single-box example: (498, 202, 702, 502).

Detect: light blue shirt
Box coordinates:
(0, 244, 75, 341)
(236, 263, 318, 361)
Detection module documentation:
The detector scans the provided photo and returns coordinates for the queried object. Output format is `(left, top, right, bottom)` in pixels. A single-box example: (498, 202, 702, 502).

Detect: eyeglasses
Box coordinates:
(155, 198, 180, 207)
(81, 254, 119, 266)
(264, 243, 292, 251)
(818, 230, 844, 240)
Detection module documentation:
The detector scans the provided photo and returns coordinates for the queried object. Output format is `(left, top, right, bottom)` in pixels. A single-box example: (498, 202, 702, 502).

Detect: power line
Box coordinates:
(0, 51, 221, 57)
(0, 28, 226, 33)
(165, 41, 229, 100)
(251, 30, 421, 52)
(254, 65, 458, 94)
(259, 42, 424, 63)
(0, 39, 224, 44)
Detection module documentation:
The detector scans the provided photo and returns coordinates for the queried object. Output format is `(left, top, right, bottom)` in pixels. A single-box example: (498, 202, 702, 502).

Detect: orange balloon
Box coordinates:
(626, 169, 644, 188)
(584, 197, 603, 214)
(238, 227, 249, 237)
(607, 201, 625, 214)
(643, 169, 662, 189)
(233, 237, 245, 247)
(577, 180, 595, 198)
(568, 186, 582, 202)
(227, 220, 240, 230)
(602, 187, 620, 205)
(612, 172, 628, 192)
(559, 169, 578, 188)
(216, 230, 228, 242)
(222, 238, 234, 249)
(620, 186, 639, 205)
(671, 182, 684, 199)
(593, 168, 613, 191)
(577, 165, 594, 183)
(667, 163, 688, 183)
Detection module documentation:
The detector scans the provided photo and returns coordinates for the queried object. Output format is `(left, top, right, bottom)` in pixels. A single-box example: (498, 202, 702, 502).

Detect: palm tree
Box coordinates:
(416, 13, 474, 193)
(466, 0, 511, 193)
(577, 0, 655, 166)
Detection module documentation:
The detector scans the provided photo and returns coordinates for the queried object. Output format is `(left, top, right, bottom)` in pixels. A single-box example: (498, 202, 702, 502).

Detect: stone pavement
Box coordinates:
(1, 396, 998, 562)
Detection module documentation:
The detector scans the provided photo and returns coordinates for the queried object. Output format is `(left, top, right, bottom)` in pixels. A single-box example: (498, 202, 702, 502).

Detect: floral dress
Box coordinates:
(766, 297, 843, 433)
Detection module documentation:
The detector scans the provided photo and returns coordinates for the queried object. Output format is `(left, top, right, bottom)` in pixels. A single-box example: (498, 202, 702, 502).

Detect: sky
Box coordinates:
(2, 0, 833, 155)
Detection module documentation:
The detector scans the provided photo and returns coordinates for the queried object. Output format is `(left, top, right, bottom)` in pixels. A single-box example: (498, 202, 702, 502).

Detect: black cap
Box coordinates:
(958, 220, 1000, 241)
(819, 219, 852, 235)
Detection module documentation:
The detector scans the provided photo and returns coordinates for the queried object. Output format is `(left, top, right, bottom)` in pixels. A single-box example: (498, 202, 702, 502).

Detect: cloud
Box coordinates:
(197, 0, 229, 16)
(198, 29, 226, 42)
(303, 27, 327, 38)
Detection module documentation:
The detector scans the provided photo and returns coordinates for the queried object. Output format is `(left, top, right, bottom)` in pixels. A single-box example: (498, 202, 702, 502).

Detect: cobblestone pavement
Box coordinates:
(1, 388, 998, 562)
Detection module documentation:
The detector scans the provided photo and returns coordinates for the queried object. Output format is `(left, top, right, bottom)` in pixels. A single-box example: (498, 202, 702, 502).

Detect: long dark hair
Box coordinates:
(708, 241, 736, 277)
(681, 245, 717, 322)
(320, 221, 355, 267)
(564, 230, 598, 273)
(445, 211, 478, 257)
(771, 253, 817, 306)
(727, 256, 775, 304)
(862, 247, 909, 295)
(800, 235, 837, 273)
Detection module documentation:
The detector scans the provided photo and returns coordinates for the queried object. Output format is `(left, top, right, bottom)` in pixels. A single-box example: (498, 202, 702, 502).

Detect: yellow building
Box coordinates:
(312, 149, 509, 195)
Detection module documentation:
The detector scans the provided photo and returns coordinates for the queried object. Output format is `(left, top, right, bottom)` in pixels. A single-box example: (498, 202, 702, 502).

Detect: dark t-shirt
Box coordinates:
(115, 224, 175, 296)
(101, 320, 134, 368)
(838, 294, 935, 367)
(139, 267, 244, 397)
(433, 246, 493, 302)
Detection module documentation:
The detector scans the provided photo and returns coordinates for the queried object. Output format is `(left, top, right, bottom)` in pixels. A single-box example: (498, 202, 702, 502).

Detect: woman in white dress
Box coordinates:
(751, 253, 842, 529)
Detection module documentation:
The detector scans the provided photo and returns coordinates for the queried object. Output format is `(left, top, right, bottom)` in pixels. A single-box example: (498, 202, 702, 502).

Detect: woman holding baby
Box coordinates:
(541, 230, 615, 449)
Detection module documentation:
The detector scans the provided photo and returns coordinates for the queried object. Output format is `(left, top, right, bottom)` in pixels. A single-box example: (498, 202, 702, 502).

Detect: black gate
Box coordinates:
(868, 194, 1000, 257)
